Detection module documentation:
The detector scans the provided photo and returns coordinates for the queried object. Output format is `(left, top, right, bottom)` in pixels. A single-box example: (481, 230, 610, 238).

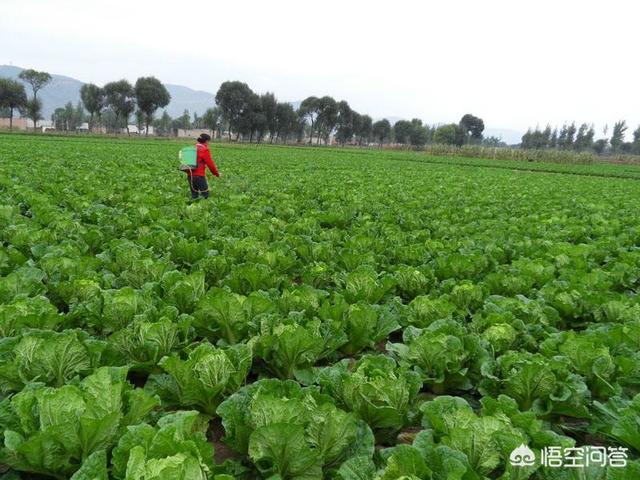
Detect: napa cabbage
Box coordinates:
(217, 378, 374, 479)
(147, 342, 251, 416)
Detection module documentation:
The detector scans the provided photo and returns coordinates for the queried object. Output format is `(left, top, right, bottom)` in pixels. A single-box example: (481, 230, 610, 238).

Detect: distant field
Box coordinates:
(1, 134, 639, 479)
(7, 131, 640, 178)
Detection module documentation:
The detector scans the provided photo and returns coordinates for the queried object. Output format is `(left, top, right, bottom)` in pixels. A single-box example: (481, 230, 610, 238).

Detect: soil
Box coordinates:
(208, 418, 243, 464)
(396, 427, 422, 444)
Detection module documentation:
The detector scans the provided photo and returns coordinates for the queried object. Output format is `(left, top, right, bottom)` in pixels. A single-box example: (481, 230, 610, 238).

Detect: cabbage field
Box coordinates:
(1, 134, 640, 479)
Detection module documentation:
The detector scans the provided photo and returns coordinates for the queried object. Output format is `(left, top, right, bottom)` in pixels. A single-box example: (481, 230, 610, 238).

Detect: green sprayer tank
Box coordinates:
(179, 146, 198, 167)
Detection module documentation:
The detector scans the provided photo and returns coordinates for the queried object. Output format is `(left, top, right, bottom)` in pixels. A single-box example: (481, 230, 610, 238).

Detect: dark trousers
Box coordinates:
(188, 175, 209, 199)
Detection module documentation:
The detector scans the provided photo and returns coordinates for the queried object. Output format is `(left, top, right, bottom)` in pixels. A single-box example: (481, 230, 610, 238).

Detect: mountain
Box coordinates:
(0, 65, 216, 119)
(161, 84, 215, 118)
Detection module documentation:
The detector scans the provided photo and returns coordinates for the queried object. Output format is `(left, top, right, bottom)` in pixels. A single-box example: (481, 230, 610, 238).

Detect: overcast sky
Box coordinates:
(2, 0, 638, 136)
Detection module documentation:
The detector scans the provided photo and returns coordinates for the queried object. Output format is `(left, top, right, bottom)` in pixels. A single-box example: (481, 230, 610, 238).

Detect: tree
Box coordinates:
(294, 109, 307, 144)
(104, 80, 136, 134)
(356, 114, 373, 145)
(177, 109, 191, 130)
(335, 101, 354, 145)
(135, 109, 145, 132)
(372, 119, 391, 147)
(80, 83, 105, 132)
(610, 120, 627, 154)
(76, 101, 86, 127)
(434, 123, 464, 146)
(632, 126, 640, 155)
(459, 114, 484, 143)
(393, 120, 413, 145)
(153, 110, 173, 136)
(171, 111, 193, 135)
(23, 98, 43, 130)
(574, 123, 595, 151)
(74, 101, 85, 130)
(315, 96, 338, 145)
(258, 92, 278, 142)
(202, 107, 222, 137)
(250, 94, 269, 143)
(101, 109, 116, 132)
(557, 123, 577, 150)
(550, 128, 558, 148)
(64, 101, 76, 130)
(51, 107, 66, 131)
(522, 125, 557, 150)
(51, 101, 83, 131)
(556, 125, 566, 148)
(215, 81, 255, 141)
(299, 96, 320, 144)
(541, 125, 552, 148)
(352, 113, 362, 144)
(482, 136, 507, 147)
(18, 69, 52, 99)
(134, 76, 171, 135)
(0, 78, 27, 130)
(275, 102, 296, 144)
(566, 123, 577, 148)
(521, 129, 532, 149)
(233, 91, 262, 142)
(18, 69, 52, 129)
(409, 119, 429, 148)
(593, 138, 608, 155)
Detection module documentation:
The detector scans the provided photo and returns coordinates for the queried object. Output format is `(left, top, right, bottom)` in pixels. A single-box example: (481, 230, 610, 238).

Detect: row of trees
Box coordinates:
(2, 69, 488, 148)
(0, 69, 172, 134)
(78, 77, 171, 134)
(521, 121, 640, 155)
(208, 82, 375, 145)
(5, 69, 640, 156)
(45, 99, 166, 134)
(205, 81, 487, 147)
(51, 102, 85, 131)
(149, 109, 221, 137)
(0, 70, 51, 130)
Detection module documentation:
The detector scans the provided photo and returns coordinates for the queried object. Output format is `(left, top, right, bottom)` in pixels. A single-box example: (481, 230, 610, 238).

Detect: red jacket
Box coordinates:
(189, 143, 220, 177)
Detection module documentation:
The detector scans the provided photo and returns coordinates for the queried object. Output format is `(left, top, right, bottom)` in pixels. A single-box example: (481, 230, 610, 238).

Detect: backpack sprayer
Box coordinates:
(178, 146, 208, 193)
(178, 146, 198, 171)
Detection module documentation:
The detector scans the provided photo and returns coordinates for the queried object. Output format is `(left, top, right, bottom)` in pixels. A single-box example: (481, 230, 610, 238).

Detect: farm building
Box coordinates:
(0, 117, 55, 132)
(121, 125, 155, 135)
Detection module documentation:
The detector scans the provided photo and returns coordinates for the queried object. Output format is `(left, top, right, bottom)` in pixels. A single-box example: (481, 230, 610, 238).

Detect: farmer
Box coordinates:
(187, 133, 221, 200)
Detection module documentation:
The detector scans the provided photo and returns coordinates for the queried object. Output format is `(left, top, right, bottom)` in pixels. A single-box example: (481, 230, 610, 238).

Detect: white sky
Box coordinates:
(2, 0, 639, 135)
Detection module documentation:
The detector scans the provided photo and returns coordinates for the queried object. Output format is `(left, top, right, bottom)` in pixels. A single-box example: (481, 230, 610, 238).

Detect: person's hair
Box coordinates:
(197, 133, 211, 143)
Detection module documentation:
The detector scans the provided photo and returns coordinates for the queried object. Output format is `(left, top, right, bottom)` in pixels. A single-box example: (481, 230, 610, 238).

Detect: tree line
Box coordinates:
(0, 70, 170, 135)
(0, 69, 486, 147)
(521, 122, 640, 155)
(203, 81, 487, 148)
(5, 69, 640, 156)
(0, 70, 50, 130)
(0, 69, 491, 147)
